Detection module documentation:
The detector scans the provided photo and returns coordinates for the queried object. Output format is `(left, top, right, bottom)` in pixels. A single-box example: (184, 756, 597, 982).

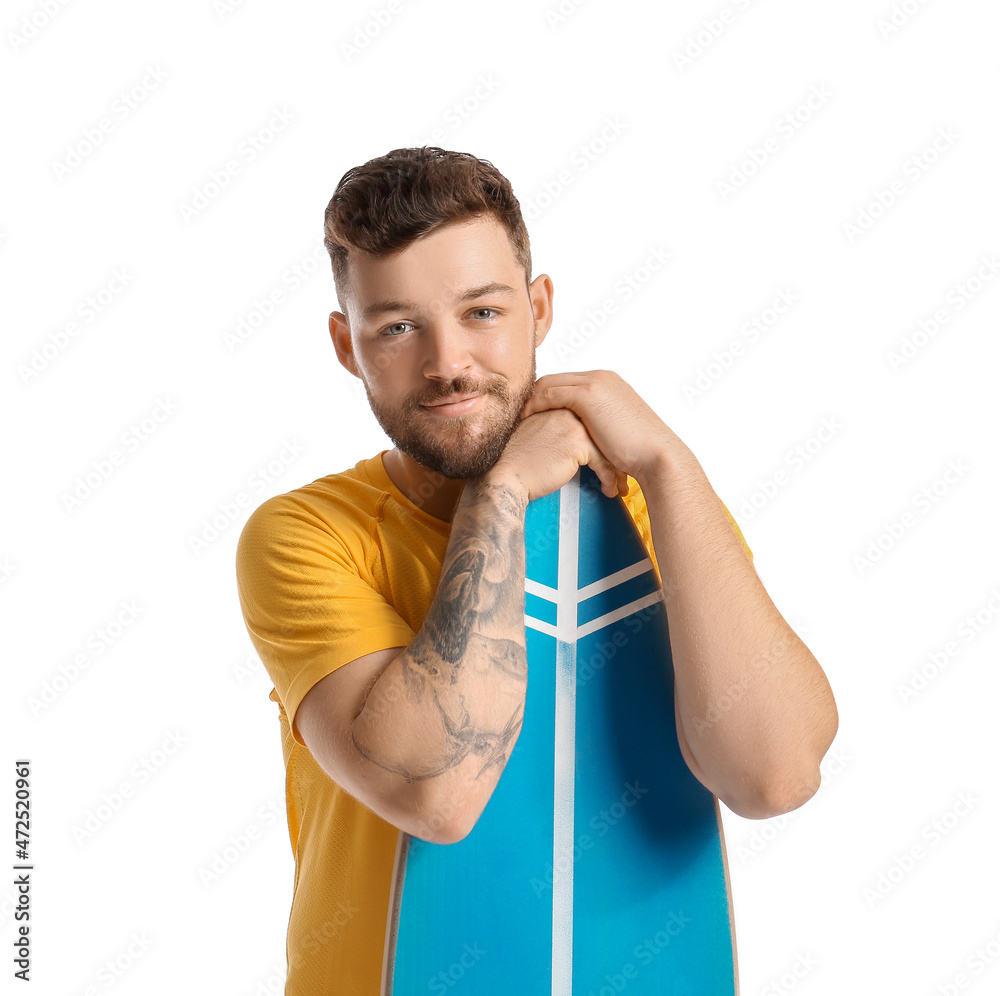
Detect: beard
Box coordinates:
(362, 353, 537, 480)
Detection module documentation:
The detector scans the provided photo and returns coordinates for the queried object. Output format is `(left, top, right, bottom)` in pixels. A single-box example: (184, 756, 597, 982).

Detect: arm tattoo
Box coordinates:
(353, 479, 530, 783)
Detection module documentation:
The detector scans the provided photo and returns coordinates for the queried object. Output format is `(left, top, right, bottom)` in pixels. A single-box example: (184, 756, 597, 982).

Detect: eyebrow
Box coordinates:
(360, 281, 519, 321)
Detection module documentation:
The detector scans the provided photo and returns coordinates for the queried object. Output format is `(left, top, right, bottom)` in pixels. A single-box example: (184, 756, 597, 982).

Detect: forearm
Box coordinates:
(352, 475, 529, 842)
(636, 445, 838, 819)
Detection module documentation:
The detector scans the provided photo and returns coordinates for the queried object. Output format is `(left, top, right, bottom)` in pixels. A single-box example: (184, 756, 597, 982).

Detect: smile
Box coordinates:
(419, 394, 486, 417)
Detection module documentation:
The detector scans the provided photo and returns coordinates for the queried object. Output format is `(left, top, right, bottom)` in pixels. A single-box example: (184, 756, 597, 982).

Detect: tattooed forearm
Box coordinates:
(419, 479, 526, 670)
(423, 545, 486, 665)
(352, 479, 530, 785)
(461, 476, 529, 518)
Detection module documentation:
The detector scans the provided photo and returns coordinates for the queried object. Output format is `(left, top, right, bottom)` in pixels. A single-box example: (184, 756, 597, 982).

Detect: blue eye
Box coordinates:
(382, 322, 413, 337)
(471, 308, 497, 320)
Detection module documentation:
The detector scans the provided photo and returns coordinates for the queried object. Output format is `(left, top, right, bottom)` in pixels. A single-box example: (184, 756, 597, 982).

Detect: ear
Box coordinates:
(528, 273, 554, 348)
(329, 311, 360, 377)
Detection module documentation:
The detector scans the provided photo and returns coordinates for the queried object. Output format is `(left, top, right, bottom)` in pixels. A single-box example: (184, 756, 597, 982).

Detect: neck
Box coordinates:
(382, 448, 467, 522)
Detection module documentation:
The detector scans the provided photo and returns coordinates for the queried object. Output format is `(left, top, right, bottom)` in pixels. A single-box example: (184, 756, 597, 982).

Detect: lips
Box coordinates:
(422, 393, 483, 408)
(419, 392, 487, 417)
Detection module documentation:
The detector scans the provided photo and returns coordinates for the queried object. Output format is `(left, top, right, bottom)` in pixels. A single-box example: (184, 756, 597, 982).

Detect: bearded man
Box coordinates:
(235, 145, 838, 995)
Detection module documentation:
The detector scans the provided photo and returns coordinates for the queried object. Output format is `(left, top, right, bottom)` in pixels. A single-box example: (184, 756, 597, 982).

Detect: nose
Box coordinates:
(420, 321, 474, 382)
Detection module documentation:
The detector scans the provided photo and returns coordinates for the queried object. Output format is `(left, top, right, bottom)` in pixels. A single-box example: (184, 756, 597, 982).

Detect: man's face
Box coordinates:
(331, 214, 552, 479)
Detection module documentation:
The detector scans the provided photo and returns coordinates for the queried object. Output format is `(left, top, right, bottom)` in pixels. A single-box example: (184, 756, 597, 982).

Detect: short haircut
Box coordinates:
(323, 146, 532, 322)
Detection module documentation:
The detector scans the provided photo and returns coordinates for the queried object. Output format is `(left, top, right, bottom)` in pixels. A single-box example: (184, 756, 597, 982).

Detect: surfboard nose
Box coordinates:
(525, 467, 662, 643)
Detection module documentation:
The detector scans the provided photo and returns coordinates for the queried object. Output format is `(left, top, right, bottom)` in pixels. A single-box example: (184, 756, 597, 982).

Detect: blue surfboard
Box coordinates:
(383, 466, 737, 994)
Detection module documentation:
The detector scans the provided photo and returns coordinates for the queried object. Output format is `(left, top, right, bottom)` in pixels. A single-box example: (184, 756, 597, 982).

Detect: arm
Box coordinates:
(298, 476, 530, 845)
(519, 370, 839, 821)
(296, 408, 624, 844)
(637, 445, 838, 820)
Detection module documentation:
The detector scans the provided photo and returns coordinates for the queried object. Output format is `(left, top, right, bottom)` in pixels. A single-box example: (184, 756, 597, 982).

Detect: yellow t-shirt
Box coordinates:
(234, 450, 752, 995)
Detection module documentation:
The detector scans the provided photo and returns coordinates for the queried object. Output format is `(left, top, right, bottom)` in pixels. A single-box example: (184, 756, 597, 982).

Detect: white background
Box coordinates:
(3, 0, 999, 993)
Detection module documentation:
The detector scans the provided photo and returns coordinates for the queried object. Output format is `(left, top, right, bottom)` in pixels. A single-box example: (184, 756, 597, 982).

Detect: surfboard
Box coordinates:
(382, 466, 738, 995)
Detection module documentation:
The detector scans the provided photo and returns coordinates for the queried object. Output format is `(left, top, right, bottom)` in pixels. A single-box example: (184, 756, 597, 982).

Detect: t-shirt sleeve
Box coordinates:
(235, 495, 416, 745)
(622, 476, 753, 585)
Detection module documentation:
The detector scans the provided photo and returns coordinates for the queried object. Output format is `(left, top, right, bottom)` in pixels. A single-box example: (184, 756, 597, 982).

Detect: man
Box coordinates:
(235, 146, 838, 994)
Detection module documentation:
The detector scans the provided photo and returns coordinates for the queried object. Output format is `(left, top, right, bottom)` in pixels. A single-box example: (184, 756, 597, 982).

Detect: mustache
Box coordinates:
(411, 377, 513, 407)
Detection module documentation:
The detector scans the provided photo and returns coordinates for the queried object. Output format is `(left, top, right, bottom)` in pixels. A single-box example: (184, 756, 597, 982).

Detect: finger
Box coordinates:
(518, 393, 549, 418)
(585, 444, 621, 498)
(518, 388, 545, 418)
(533, 370, 602, 388)
(523, 382, 592, 419)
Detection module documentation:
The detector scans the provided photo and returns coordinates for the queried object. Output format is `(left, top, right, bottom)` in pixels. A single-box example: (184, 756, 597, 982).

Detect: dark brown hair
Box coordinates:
(323, 146, 532, 320)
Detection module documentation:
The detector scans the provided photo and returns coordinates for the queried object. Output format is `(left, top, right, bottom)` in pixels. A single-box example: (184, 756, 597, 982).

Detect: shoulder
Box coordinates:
(239, 463, 379, 545)
(235, 465, 385, 583)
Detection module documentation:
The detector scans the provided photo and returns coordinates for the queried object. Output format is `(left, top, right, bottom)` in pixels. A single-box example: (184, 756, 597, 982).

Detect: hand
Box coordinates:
(481, 407, 626, 503)
(518, 370, 687, 487)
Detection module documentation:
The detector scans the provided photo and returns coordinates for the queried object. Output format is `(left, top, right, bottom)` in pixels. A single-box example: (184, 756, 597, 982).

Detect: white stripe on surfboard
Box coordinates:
(526, 557, 654, 606)
(525, 573, 662, 642)
(575, 557, 654, 601)
(524, 615, 563, 640)
(551, 471, 579, 996)
(575, 589, 665, 640)
(526, 577, 559, 602)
